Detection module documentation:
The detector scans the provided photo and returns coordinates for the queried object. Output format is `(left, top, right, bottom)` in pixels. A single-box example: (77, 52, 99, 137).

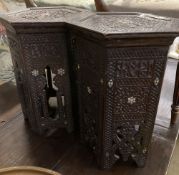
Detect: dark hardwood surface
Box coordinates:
(171, 62, 179, 125)
(0, 81, 20, 127)
(0, 59, 178, 175)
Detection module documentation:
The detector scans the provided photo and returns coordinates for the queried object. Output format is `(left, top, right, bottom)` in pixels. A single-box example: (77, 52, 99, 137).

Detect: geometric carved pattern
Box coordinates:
(70, 33, 169, 169)
(76, 13, 173, 34)
(103, 47, 168, 169)
(3, 7, 89, 135)
(19, 33, 73, 134)
(3, 6, 84, 135)
(73, 39, 169, 169)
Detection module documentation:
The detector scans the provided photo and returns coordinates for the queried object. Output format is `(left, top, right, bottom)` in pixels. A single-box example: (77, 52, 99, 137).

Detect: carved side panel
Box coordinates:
(103, 47, 168, 168)
(5, 26, 32, 122)
(19, 33, 73, 134)
(72, 36, 104, 157)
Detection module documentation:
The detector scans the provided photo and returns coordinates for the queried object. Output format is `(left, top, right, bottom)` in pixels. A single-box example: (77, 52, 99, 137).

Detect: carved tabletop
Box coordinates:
(6, 6, 88, 23)
(69, 12, 179, 36)
(4, 8, 179, 37)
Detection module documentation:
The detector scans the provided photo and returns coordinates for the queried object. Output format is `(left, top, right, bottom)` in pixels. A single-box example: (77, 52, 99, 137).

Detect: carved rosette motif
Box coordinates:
(114, 87, 149, 114)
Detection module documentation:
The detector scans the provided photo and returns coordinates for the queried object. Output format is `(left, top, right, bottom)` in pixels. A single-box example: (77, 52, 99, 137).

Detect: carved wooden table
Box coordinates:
(69, 12, 179, 169)
(2, 7, 87, 135)
(1, 8, 179, 169)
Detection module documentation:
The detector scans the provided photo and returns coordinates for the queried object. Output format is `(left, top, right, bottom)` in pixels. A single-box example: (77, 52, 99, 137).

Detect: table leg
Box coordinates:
(171, 62, 179, 125)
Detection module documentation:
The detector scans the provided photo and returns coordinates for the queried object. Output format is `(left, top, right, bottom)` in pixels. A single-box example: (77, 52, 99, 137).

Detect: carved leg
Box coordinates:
(94, 0, 108, 11)
(171, 62, 179, 125)
(24, 0, 37, 8)
(131, 152, 147, 168)
(135, 157, 146, 168)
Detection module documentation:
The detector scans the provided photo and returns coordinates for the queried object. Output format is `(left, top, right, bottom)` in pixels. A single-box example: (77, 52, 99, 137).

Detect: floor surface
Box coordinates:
(168, 139, 179, 175)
